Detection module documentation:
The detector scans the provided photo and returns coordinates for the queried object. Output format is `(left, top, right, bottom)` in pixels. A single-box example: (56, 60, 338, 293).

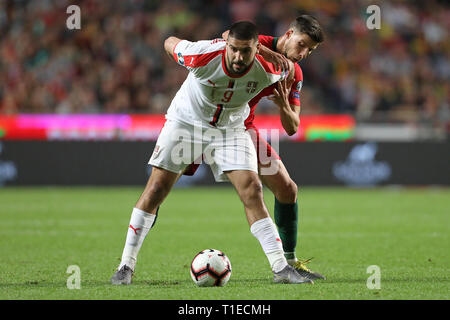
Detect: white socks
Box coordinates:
(250, 217, 288, 273)
(119, 207, 156, 271)
(119, 211, 286, 273)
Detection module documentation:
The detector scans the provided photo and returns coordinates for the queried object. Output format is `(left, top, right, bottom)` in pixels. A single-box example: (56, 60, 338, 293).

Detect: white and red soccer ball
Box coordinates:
(190, 249, 232, 287)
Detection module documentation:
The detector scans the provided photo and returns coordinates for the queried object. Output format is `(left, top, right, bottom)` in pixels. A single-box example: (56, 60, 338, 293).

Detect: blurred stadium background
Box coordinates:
(0, 0, 448, 186)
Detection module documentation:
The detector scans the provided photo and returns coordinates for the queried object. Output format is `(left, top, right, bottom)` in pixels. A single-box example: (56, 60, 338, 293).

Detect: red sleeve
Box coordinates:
(258, 35, 274, 49)
(288, 64, 303, 107)
(248, 64, 303, 107)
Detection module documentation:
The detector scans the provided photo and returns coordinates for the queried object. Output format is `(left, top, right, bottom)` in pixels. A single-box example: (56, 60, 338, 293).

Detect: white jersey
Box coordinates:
(166, 39, 287, 129)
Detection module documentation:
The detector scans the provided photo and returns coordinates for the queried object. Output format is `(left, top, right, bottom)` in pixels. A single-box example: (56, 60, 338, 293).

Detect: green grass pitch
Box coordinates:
(0, 186, 448, 300)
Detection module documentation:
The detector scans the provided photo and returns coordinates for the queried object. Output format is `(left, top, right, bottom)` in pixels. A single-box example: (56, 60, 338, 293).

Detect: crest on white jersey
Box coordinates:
(246, 81, 258, 93)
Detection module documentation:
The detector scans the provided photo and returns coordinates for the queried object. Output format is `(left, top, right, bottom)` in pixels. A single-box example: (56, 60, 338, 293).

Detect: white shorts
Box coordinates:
(149, 120, 258, 182)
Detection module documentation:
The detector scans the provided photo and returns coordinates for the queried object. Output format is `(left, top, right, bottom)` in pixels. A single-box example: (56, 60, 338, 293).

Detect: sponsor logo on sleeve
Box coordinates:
(291, 91, 300, 99)
(177, 52, 185, 65)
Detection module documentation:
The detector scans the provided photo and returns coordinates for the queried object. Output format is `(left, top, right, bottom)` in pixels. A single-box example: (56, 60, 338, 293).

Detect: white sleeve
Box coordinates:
(173, 40, 196, 68)
(172, 39, 225, 72)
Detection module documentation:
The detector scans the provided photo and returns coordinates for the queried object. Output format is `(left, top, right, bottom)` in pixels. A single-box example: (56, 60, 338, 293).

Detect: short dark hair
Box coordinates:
(228, 21, 259, 42)
(290, 15, 324, 43)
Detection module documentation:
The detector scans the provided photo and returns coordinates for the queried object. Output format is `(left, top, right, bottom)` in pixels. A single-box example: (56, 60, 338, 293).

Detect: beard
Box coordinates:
(232, 62, 247, 73)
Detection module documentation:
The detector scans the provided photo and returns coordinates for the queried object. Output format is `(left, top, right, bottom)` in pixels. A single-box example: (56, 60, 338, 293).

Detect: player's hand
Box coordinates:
(258, 45, 290, 73)
(268, 78, 291, 110)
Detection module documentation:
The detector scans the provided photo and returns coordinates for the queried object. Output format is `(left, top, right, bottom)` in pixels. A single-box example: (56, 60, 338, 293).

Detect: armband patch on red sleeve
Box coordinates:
(289, 90, 301, 106)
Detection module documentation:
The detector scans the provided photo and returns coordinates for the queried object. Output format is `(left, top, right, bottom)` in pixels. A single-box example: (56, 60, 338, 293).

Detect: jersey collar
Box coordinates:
(272, 37, 279, 51)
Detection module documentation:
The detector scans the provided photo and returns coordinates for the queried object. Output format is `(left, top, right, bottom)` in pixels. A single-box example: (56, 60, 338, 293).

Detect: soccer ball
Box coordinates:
(190, 249, 232, 287)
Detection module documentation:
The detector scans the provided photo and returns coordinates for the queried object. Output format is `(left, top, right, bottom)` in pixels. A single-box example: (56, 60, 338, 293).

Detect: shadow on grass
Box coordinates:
(319, 277, 450, 284)
(0, 277, 272, 289)
(137, 277, 271, 287)
(3, 275, 445, 290)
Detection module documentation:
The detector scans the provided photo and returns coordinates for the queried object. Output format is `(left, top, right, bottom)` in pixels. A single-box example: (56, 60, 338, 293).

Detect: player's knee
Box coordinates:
(240, 178, 264, 205)
(276, 179, 298, 203)
(287, 180, 298, 202)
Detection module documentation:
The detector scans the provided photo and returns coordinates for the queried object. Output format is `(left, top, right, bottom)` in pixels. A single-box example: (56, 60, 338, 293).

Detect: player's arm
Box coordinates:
(164, 36, 182, 61)
(258, 45, 290, 73)
(164, 37, 222, 77)
(268, 74, 301, 136)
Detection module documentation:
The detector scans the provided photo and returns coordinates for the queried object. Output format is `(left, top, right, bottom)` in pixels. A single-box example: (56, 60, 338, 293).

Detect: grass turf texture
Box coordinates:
(0, 186, 448, 300)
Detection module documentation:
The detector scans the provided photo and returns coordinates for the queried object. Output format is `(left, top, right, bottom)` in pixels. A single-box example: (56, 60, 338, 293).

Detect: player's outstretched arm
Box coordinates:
(268, 76, 301, 136)
(164, 36, 182, 61)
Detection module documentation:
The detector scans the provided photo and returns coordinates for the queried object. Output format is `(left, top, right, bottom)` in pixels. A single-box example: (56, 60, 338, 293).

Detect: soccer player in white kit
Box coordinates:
(111, 21, 312, 285)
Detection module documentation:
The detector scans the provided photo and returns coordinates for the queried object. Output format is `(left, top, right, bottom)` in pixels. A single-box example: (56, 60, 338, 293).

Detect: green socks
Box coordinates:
(274, 198, 298, 260)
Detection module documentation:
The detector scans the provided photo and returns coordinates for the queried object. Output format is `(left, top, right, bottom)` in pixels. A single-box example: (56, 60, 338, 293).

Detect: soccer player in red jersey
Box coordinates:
(246, 15, 326, 280)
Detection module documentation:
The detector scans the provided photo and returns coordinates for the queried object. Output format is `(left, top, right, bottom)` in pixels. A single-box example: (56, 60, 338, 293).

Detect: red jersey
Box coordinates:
(244, 35, 303, 128)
